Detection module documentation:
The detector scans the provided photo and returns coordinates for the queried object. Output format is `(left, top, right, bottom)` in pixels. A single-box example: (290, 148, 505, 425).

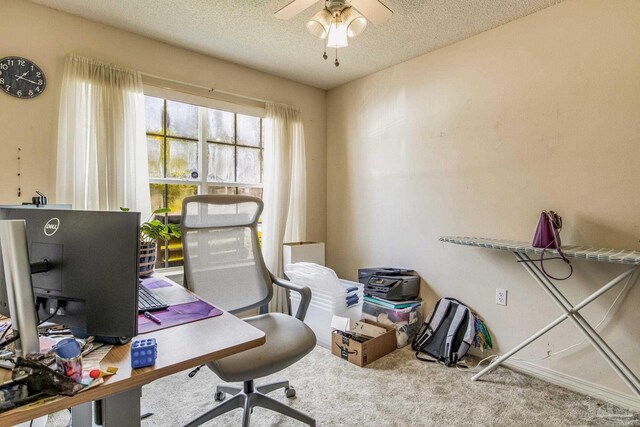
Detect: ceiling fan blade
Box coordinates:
(349, 0, 393, 25)
(274, 0, 320, 20)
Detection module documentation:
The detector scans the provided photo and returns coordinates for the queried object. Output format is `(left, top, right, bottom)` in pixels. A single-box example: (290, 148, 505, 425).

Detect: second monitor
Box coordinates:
(0, 208, 141, 341)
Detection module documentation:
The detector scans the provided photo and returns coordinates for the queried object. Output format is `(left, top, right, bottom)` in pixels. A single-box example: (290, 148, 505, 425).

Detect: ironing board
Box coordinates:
(440, 236, 640, 398)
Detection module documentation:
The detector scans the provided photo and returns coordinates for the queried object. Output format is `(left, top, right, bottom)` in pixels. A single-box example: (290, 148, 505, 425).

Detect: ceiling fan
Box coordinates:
(275, 0, 393, 66)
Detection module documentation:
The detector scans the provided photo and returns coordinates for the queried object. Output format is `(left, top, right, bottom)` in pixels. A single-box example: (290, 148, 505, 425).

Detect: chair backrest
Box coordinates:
(181, 195, 273, 314)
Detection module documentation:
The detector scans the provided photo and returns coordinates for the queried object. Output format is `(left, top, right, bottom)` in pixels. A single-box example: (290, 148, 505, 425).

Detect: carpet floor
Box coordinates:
(47, 346, 640, 426)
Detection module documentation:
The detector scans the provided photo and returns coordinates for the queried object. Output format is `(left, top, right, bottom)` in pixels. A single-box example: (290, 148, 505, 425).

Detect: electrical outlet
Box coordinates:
(496, 288, 507, 306)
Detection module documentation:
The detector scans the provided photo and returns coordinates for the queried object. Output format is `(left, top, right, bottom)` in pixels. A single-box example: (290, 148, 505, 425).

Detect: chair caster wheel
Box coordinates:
(284, 386, 296, 398)
(215, 391, 226, 402)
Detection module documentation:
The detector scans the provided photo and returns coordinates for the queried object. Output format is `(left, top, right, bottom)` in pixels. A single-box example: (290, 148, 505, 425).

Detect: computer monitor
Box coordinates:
(0, 204, 73, 210)
(0, 208, 141, 341)
(0, 204, 73, 316)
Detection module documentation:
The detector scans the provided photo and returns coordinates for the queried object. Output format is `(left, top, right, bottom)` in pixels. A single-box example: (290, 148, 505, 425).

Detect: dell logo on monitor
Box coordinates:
(44, 218, 60, 236)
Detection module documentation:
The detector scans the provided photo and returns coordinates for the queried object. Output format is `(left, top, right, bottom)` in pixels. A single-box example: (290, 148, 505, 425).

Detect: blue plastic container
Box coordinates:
(131, 338, 157, 369)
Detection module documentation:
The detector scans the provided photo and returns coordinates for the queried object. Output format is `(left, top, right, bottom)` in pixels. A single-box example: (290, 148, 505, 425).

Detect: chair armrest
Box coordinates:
(271, 273, 312, 321)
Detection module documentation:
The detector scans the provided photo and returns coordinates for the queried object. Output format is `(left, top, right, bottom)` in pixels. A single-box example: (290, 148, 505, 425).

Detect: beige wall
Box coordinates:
(0, 0, 326, 242)
(327, 0, 640, 397)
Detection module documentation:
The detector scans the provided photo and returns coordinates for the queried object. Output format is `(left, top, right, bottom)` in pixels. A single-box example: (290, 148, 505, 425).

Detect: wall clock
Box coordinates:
(0, 56, 46, 99)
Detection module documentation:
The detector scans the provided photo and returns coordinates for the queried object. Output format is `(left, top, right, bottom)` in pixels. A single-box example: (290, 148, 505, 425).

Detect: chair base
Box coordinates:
(183, 379, 316, 427)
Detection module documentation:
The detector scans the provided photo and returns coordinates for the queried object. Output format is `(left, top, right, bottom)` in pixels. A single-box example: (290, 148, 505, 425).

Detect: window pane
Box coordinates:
(237, 114, 260, 147)
(167, 139, 198, 179)
(166, 100, 198, 139)
(149, 183, 165, 212)
(237, 147, 261, 184)
(157, 214, 184, 269)
(144, 96, 164, 134)
(153, 185, 195, 269)
(207, 143, 235, 182)
(237, 187, 263, 199)
(208, 186, 236, 195)
(147, 136, 164, 178)
(207, 109, 235, 143)
(158, 237, 185, 268)
(166, 184, 198, 215)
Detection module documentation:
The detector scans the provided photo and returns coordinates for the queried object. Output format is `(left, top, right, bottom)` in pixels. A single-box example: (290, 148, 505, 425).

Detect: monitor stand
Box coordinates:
(0, 220, 41, 359)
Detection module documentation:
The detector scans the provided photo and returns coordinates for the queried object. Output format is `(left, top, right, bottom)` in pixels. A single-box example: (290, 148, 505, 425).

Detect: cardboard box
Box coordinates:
(283, 242, 325, 267)
(331, 315, 387, 339)
(331, 319, 397, 367)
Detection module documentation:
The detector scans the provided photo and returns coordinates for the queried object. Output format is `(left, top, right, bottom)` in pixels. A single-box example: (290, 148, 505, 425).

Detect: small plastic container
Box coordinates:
(131, 338, 158, 369)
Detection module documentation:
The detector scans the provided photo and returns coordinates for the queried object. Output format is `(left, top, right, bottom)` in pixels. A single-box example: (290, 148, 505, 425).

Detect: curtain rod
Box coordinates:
(140, 72, 268, 108)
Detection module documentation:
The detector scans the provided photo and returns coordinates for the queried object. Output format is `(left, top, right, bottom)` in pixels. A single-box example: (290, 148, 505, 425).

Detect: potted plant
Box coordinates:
(121, 207, 181, 277)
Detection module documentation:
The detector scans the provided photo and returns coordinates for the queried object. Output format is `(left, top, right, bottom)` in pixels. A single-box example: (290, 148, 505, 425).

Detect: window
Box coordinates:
(144, 95, 264, 268)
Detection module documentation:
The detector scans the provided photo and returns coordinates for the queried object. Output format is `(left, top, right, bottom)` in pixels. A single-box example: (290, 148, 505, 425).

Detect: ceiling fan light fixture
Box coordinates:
(306, 9, 332, 39)
(341, 7, 367, 38)
(327, 17, 348, 48)
(278, 0, 393, 66)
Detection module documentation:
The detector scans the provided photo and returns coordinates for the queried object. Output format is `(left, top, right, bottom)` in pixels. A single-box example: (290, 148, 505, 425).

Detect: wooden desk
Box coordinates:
(0, 296, 265, 426)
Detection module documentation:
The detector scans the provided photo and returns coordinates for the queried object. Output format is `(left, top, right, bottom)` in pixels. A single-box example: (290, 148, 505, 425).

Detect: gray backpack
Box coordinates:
(411, 298, 476, 366)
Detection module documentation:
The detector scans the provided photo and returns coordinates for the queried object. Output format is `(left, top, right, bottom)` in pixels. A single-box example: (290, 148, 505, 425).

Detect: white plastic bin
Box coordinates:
(290, 279, 363, 349)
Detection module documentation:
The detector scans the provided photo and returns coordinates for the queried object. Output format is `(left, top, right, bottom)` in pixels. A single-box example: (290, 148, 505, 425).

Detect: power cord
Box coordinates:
(37, 306, 61, 326)
(0, 306, 61, 351)
(514, 273, 632, 362)
(188, 364, 205, 378)
(457, 354, 499, 371)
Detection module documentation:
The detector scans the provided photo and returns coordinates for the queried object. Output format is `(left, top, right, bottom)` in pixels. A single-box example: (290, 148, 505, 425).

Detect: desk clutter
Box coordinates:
(0, 327, 117, 413)
(0, 275, 220, 416)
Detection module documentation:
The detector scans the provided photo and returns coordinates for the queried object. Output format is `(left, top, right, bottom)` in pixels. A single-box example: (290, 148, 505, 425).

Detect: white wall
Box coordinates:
(0, 0, 326, 242)
(327, 0, 640, 398)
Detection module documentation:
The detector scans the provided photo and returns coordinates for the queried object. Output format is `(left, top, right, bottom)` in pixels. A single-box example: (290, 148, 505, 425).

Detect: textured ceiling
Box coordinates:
(31, 0, 564, 90)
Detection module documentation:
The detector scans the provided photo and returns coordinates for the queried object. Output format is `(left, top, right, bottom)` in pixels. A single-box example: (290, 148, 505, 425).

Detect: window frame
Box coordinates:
(144, 95, 264, 268)
(146, 99, 264, 193)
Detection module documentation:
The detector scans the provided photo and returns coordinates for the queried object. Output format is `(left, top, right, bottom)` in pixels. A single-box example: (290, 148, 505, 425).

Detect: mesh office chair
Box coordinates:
(181, 195, 317, 427)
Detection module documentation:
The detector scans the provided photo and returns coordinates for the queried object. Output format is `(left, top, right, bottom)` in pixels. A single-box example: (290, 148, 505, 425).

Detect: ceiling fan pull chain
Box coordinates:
(335, 47, 339, 67)
(323, 37, 328, 60)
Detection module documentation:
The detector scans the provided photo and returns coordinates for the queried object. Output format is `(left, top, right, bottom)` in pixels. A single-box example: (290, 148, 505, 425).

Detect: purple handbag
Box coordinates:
(531, 211, 573, 280)
(533, 211, 561, 249)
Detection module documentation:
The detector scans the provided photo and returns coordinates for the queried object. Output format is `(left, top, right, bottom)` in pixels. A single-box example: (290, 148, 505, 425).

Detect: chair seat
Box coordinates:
(207, 313, 317, 383)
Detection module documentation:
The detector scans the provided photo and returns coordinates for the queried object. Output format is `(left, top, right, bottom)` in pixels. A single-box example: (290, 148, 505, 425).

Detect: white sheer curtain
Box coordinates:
(262, 102, 307, 313)
(56, 55, 151, 219)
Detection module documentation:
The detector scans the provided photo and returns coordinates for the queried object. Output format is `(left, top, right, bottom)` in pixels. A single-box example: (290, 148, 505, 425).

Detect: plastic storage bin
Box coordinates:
(290, 279, 363, 349)
(361, 301, 424, 348)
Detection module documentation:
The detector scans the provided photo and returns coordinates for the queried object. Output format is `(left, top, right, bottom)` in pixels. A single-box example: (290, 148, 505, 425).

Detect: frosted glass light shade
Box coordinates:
(341, 7, 367, 38)
(306, 9, 332, 39)
(327, 20, 348, 48)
